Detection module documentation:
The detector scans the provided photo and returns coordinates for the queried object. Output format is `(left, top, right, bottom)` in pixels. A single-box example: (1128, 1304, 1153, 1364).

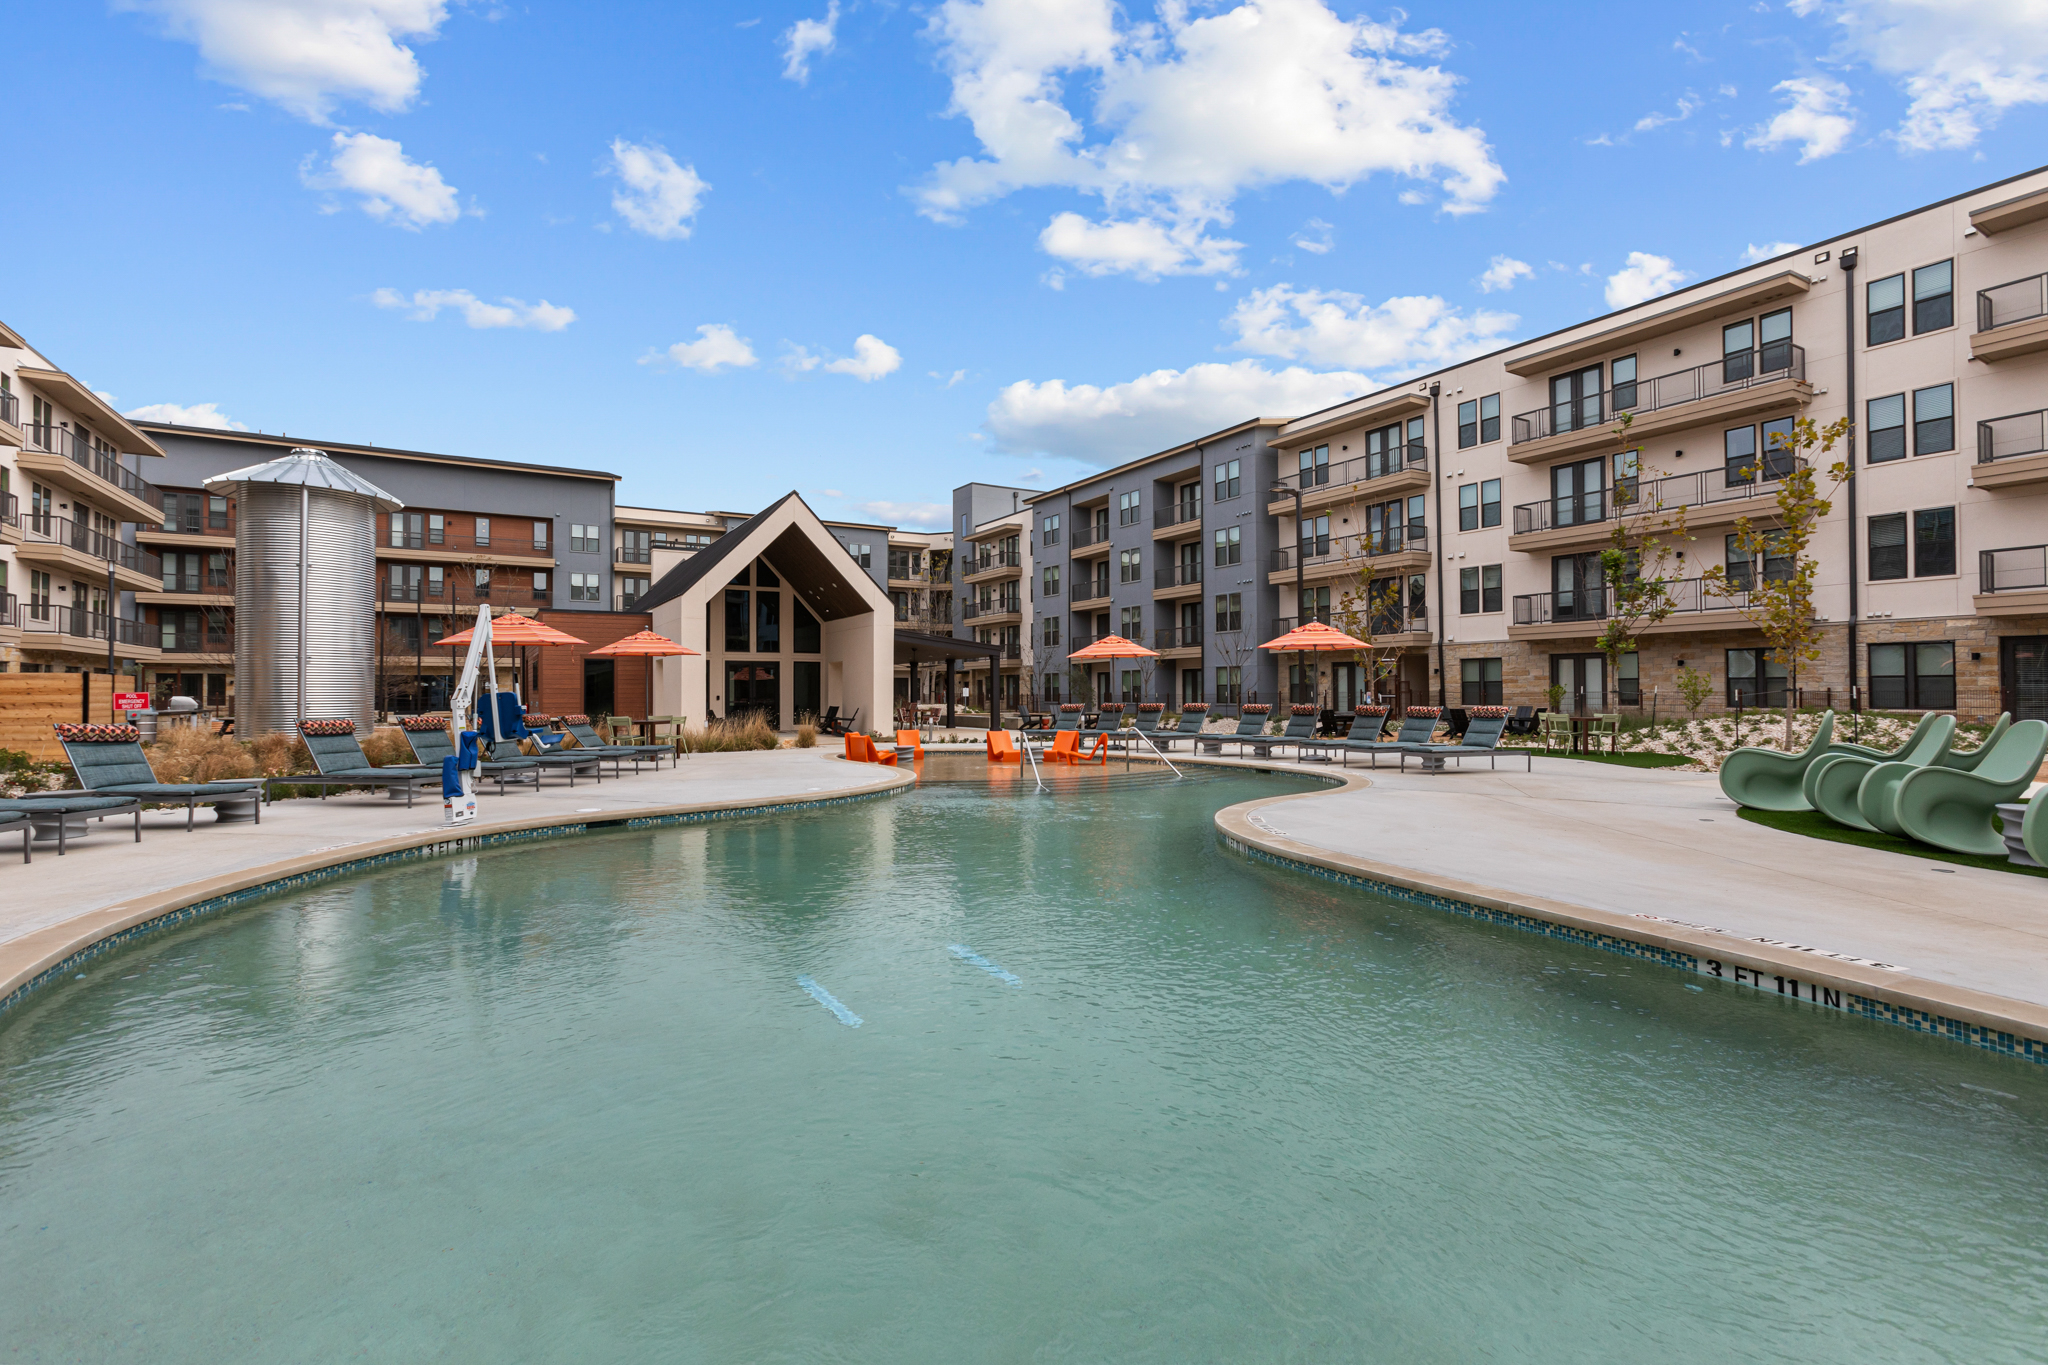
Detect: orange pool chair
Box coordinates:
(896, 729, 926, 761)
(985, 730, 1021, 763)
(845, 733, 898, 766)
(1046, 730, 1107, 765)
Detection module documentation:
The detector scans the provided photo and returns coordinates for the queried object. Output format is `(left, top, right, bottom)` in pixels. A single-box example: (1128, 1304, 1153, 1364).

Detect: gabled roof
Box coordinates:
(637, 491, 885, 621)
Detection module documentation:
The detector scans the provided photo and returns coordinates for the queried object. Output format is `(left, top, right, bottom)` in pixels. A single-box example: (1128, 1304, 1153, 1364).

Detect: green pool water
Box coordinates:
(3, 760, 2046, 1362)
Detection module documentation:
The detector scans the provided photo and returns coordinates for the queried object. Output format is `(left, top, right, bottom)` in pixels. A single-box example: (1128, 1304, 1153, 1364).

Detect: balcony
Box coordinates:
(1971, 273, 2048, 363)
(17, 422, 163, 523)
(1268, 443, 1428, 514)
(15, 514, 163, 590)
(1070, 581, 1111, 606)
(1976, 545, 2048, 616)
(380, 530, 555, 564)
(1152, 500, 1203, 538)
(1509, 459, 1801, 551)
(18, 604, 157, 655)
(1272, 608, 1429, 643)
(0, 592, 15, 634)
(157, 623, 233, 655)
(1153, 625, 1203, 655)
(1507, 346, 1810, 464)
(962, 598, 1022, 621)
(1508, 576, 1757, 640)
(1153, 562, 1203, 598)
(0, 388, 17, 435)
(615, 545, 653, 564)
(1268, 526, 1430, 584)
(0, 493, 18, 545)
(1068, 523, 1111, 556)
(965, 548, 1022, 583)
(1974, 409, 2048, 490)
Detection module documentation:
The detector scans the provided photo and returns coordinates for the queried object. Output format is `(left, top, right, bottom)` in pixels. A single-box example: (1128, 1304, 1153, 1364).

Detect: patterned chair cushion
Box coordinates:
(1467, 706, 1513, 719)
(1290, 704, 1319, 716)
(1180, 703, 1209, 713)
(54, 724, 141, 743)
(1241, 704, 1272, 715)
(1137, 703, 1165, 712)
(1355, 706, 1390, 716)
(559, 713, 591, 725)
(1402, 706, 1442, 718)
(400, 716, 452, 732)
(299, 719, 359, 737)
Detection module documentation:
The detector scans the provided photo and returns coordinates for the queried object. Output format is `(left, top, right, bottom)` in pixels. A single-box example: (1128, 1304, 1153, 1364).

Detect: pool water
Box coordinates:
(3, 761, 2046, 1361)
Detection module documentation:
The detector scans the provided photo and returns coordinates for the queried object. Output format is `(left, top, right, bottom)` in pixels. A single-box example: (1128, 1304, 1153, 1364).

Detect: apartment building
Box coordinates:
(0, 321, 165, 679)
(613, 505, 726, 611)
(1258, 164, 2048, 722)
(945, 483, 1034, 712)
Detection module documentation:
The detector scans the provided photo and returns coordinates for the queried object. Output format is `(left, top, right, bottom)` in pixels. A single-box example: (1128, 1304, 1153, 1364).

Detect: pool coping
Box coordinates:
(0, 766, 919, 1019)
(1209, 769, 2048, 1068)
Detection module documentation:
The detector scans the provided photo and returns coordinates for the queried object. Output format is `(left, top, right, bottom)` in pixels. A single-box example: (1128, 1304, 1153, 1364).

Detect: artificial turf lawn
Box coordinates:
(1736, 807, 2048, 879)
(1500, 748, 1697, 769)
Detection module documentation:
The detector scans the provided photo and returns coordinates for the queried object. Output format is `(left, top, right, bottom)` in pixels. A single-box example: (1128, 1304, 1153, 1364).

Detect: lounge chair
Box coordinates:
(1026, 705, 1084, 745)
(2023, 790, 2047, 868)
(1804, 714, 1956, 832)
(1502, 706, 1539, 737)
(1399, 707, 1535, 773)
(48, 723, 266, 828)
(1858, 718, 2011, 836)
(1340, 707, 1443, 768)
(0, 795, 144, 859)
(1243, 705, 1321, 761)
(1131, 704, 1166, 738)
(1892, 719, 2048, 856)
(1085, 704, 1125, 741)
(895, 729, 925, 761)
(1047, 730, 1106, 765)
(1198, 705, 1271, 755)
(1720, 711, 1948, 811)
(559, 716, 669, 774)
(400, 721, 543, 794)
(295, 719, 445, 805)
(985, 730, 1021, 763)
(817, 706, 846, 736)
(1300, 707, 1389, 762)
(844, 733, 898, 766)
(1152, 703, 1208, 752)
(489, 737, 603, 787)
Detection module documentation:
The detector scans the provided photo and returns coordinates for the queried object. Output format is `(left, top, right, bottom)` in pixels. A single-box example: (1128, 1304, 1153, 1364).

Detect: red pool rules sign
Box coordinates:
(114, 693, 149, 712)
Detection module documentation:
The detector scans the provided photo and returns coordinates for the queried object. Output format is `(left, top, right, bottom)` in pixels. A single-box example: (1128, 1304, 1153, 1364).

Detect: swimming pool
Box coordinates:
(2, 760, 2044, 1361)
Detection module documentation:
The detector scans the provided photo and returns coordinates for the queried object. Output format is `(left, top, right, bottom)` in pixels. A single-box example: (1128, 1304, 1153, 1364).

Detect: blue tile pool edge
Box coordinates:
(0, 783, 907, 1021)
(1221, 832, 2048, 1069)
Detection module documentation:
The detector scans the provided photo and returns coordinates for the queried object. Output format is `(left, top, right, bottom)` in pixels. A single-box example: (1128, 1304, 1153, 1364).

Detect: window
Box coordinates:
(619, 576, 648, 608)
(1726, 648, 1788, 708)
(1120, 606, 1143, 639)
(1215, 667, 1242, 705)
(1868, 514, 1907, 580)
(756, 591, 781, 652)
(1299, 514, 1330, 559)
(846, 542, 872, 568)
(1913, 383, 1954, 455)
(1459, 483, 1478, 532)
(1181, 670, 1203, 704)
(725, 589, 749, 651)
(1478, 393, 1500, 443)
(1458, 566, 1502, 614)
(1481, 479, 1500, 528)
(1298, 444, 1330, 486)
(1724, 320, 1754, 382)
(1460, 566, 1479, 613)
(1119, 548, 1142, 583)
(1043, 513, 1061, 546)
(1042, 615, 1060, 647)
(1913, 260, 1953, 333)
(1214, 593, 1242, 632)
(569, 523, 600, 553)
(1214, 459, 1241, 501)
(1460, 658, 1503, 705)
(1459, 397, 1500, 447)
(208, 495, 228, 530)
(1914, 506, 1956, 576)
(1458, 400, 1478, 448)
(1759, 308, 1793, 373)
(1868, 272, 1906, 345)
(1118, 491, 1142, 525)
(1213, 527, 1241, 566)
(533, 521, 549, 549)
(1759, 417, 1796, 479)
(532, 571, 547, 595)
(473, 517, 490, 547)
(1299, 585, 1331, 625)
(1868, 394, 1907, 464)
(1042, 565, 1061, 597)
(1870, 642, 1955, 709)
(428, 566, 445, 597)
(1724, 424, 1757, 485)
(794, 602, 821, 653)
(569, 571, 600, 603)
(1617, 652, 1641, 706)
(1482, 564, 1501, 613)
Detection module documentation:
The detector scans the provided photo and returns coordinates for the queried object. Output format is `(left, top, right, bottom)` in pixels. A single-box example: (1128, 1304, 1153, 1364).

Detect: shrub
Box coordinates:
(794, 716, 818, 748)
(359, 726, 417, 767)
(146, 727, 258, 783)
(682, 714, 780, 753)
(248, 730, 314, 778)
(0, 747, 74, 796)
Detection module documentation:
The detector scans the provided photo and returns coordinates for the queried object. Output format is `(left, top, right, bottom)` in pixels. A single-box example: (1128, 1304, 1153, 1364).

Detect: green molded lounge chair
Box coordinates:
(1855, 714, 2010, 835)
(1718, 712, 1840, 811)
(1804, 714, 1955, 832)
(1342, 707, 1441, 769)
(1936, 713, 2012, 773)
(560, 717, 668, 774)
(1198, 706, 1271, 755)
(1243, 706, 1320, 760)
(51, 723, 266, 828)
(400, 722, 542, 794)
(1301, 708, 1388, 763)
(298, 719, 443, 806)
(1152, 703, 1208, 752)
(1397, 707, 1531, 773)
(0, 795, 144, 859)
(1828, 711, 1945, 763)
(1891, 719, 2048, 856)
(2023, 793, 2047, 868)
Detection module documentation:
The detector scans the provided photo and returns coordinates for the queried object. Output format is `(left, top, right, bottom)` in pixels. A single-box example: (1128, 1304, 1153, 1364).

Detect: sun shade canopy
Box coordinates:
(587, 629, 699, 658)
(439, 614, 587, 648)
(1066, 633, 1157, 661)
(1259, 621, 1370, 653)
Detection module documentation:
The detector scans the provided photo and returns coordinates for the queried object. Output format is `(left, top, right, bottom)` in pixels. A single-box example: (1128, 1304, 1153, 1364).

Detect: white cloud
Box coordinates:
(1634, 92, 1702, 132)
(121, 0, 448, 124)
(1604, 252, 1691, 309)
(372, 287, 575, 330)
(930, 368, 968, 387)
(606, 139, 708, 240)
(1292, 217, 1335, 254)
(918, 0, 1502, 279)
(1741, 240, 1803, 263)
(1226, 284, 1516, 378)
(122, 400, 249, 430)
(304, 130, 458, 227)
(856, 500, 951, 528)
(1789, 0, 2048, 150)
(1744, 75, 1857, 161)
(824, 334, 903, 381)
(643, 323, 759, 372)
(986, 359, 1371, 463)
(781, 1, 839, 83)
(1477, 255, 1533, 292)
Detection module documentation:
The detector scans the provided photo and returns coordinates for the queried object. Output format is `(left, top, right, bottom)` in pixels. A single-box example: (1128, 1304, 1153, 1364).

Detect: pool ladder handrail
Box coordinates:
(1127, 722, 1186, 780)
(1018, 727, 1047, 792)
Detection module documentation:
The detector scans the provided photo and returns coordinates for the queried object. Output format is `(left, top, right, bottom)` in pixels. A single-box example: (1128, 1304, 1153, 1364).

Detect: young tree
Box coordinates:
(1333, 561, 1407, 705)
(1675, 664, 1715, 720)
(1592, 412, 1692, 712)
(1699, 415, 1853, 747)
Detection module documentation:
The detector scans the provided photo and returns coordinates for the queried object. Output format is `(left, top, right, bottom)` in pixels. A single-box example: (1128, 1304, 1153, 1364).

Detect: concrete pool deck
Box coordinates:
(0, 750, 914, 1012)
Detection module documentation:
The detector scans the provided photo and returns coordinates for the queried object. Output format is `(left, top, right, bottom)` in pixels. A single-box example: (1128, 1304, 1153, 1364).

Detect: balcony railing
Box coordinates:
(1154, 562, 1203, 589)
(1270, 525, 1427, 573)
(0, 390, 15, 428)
(1978, 410, 2048, 465)
(963, 599, 1021, 619)
(19, 605, 151, 647)
(1154, 500, 1203, 531)
(1510, 345, 1807, 446)
(19, 514, 162, 577)
(159, 623, 233, 653)
(1273, 608, 1427, 637)
(385, 530, 551, 555)
(0, 592, 14, 628)
(1981, 545, 2048, 593)
(615, 546, 653, 564)
(1512, 575, 1755, 626)
(1978, 273, 2048, 333)
(23, 422, 161, 508)
(1070, 581, 1110, 605)
(159, 566, 232, 593)
(1069, 523, 1110, 550)
(1153, 625, 1203, 650)
(1511, 458, 1802, 535)
(972, 549, 1021, 573)
(1284, 441, 1427, 493)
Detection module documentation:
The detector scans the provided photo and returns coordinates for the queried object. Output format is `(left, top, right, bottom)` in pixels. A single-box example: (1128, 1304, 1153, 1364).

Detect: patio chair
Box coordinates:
(1243, 705, 1321, 761)
(398, 719, 541, 795)
(559, 716, 669, 774)
(1502, 706, 1539, 737)
(1130, 704, 1166, 737)
(1197, 705, 1271, 756)
(817, 706, 846, 736)
(1300, 707, 1388, 763)
(2023, 791, 2047, 869)
(489, 737, 603, 787)
(48, 723, 267, 828)
(1026, 704, 1084, 744)
(1339, 707, 1443, 768)
(1717, 711, 1842, 811)
(1046, 730, 1107, 765)
(1398, 707, 1530, 773)
(1803, 714, 1956, 832)
(1152, 703, 1208, 752)
(1892, 719, 2048, 856)
(0, 795, 144, 860)
(1539, 711, 1572, 752)
(985, 730, 1021, 763)
(1084, 704, 1125, 739)
(894, 729, 926, 761)
(1591, 713, 1621, 753)
(1937, 713, 2013, 774)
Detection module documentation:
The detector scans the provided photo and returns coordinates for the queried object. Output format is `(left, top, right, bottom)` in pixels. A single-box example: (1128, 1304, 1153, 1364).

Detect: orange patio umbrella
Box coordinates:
(587, 629, 701, 731)
(1066, 632, 1157, 708)
(440, 613, 588, 724)
(1259, 620, 1371, 711)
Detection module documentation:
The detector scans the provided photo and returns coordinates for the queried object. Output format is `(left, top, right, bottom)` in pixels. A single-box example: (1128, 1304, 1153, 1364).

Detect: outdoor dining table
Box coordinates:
(1566, 713, 1615, 754)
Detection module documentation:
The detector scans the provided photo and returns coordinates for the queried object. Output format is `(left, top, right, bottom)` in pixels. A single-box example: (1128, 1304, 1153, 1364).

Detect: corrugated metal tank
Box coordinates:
(232, 481, 381, 735)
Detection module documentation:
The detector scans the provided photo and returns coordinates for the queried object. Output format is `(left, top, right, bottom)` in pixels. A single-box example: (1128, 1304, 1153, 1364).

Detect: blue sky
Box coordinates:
(10, 0, 2048, 528)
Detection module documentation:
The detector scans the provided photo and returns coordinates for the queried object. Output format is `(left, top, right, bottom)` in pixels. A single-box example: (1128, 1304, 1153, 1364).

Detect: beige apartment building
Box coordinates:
(1267, 165, 2048, 722)
(959, 502, 1031, 713)
(0, 320, 164, 678)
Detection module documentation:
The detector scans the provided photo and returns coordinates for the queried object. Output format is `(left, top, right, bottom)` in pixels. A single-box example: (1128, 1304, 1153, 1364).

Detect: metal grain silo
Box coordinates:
(205, 449, 402, 736)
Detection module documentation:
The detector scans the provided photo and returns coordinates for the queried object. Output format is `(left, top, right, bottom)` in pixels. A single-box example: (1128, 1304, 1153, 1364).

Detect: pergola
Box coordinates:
(893, 629, 1006, 730)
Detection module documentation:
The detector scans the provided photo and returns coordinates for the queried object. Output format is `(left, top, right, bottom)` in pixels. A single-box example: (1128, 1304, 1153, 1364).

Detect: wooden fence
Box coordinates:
(0, 675, 139, 761)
